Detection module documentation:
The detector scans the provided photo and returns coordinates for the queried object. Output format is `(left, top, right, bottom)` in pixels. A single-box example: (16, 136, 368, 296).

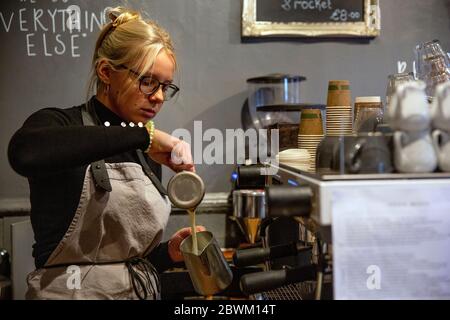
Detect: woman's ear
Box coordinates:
(96, 60, 112, 85)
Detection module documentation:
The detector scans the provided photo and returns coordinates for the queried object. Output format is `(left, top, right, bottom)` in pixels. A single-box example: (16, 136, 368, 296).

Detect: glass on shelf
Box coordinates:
(386, 72, 415, 108)
(354, 97, 383, 133)
(422, 55, 450, 98)
(415, 39, 450, 100)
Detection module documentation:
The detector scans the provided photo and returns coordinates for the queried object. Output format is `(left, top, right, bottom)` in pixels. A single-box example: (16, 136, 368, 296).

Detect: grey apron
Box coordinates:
(26, 104, 171, 299)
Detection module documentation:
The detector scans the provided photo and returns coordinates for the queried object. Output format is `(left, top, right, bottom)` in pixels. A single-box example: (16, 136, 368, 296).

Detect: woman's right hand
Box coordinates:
(168, 226, 206, 262)
(147, 129, 195, 172)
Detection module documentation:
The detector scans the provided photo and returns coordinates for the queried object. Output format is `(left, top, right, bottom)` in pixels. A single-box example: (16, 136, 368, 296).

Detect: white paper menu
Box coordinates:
(332, 183, 450, 300)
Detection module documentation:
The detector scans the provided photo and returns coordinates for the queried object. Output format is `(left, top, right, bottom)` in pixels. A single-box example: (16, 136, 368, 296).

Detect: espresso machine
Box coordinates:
(230, 164, 267, 246)
(232, 162, 450, 300)
(230, 163, 330, 300)
(233, 69, 450, 299)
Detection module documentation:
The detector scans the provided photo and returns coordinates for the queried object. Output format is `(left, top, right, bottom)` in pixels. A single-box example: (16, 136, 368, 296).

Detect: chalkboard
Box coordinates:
(257, 0, 364, 23)
(242, 0, 380, 38)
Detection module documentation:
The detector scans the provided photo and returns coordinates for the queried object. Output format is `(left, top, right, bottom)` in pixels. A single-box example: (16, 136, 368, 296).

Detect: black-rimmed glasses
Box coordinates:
(118, 65, 179, 101)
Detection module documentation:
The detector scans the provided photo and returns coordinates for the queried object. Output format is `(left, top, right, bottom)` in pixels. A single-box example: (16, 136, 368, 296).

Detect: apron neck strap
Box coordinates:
(81, 100, 167, 197)
(136, 150, 167, 197)
(81, 102, 112, 192)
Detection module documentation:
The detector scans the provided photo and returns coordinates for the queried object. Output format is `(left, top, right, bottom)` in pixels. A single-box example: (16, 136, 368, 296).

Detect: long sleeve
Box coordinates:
(8, 107, 150, 177)
(147, 241, 185, 273)
(147, 242, 173, 273)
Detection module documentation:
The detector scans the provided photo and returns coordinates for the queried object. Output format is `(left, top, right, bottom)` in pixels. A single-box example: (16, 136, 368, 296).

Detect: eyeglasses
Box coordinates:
(118, 65, 180, 101)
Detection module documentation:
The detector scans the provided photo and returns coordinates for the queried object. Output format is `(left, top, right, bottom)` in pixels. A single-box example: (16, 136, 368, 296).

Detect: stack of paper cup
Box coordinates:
(326, 106, 353, 136)
(297, 108, 325, 172)
(297, 135, 324, 172)
(326, 80, 353, 136)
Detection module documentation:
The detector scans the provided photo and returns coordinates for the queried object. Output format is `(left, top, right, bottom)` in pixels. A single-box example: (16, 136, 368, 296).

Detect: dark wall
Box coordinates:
(1, 0, 449, 200)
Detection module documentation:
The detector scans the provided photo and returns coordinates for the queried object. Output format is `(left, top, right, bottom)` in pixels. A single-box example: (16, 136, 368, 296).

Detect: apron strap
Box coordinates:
(42, 258, 160, 300)
(136, 149, 167, 196)
(81, 103, 112, 192)
(81, 100, 166, 197)
(126, 257, 161, 300)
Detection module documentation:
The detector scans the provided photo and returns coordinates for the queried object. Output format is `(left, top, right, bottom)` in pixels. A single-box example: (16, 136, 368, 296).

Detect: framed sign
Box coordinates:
(242, 0, 380, 38)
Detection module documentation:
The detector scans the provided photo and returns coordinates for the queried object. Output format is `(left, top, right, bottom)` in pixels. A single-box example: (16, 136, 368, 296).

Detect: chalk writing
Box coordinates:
(0, 1, 111, 57)
(257, 0, 365, 24)
(281, 0, 332, 12)
(329, 9, 361, 22)
(397, 61, 407, 74)
(280, 0, 363, 22)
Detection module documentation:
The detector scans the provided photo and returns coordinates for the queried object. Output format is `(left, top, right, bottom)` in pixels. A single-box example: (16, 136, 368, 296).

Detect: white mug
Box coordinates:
(387, 81, 431, 131)
(431, 81, 450, 131)
(394, 130, 438, 173)
(432, 129, 450, 172)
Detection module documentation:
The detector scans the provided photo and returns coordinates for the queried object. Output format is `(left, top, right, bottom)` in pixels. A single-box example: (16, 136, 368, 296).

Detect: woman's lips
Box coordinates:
(140, 108, 156, 118)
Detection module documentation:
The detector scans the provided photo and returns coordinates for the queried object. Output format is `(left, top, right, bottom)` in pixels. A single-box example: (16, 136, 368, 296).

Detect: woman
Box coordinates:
(8, 7, 203, 300)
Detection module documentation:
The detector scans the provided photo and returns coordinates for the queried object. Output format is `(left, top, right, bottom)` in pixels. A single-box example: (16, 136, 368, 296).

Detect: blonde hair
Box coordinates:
(86, 7, 176, 98)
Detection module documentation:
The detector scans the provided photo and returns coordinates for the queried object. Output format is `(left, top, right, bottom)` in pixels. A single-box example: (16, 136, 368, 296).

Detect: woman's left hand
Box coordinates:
(168, 226, 206, 263)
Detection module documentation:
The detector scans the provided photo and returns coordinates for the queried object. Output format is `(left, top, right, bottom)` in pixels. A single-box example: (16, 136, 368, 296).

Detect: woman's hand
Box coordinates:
(168, 226, 206, 263)
(148, 129, 195, 172)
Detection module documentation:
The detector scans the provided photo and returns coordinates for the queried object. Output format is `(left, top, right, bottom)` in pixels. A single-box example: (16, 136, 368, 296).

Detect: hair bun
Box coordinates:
(108, 7, 140, 27)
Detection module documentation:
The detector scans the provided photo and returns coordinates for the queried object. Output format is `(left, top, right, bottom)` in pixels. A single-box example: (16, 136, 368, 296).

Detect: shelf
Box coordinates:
(256, 104, 326, 112)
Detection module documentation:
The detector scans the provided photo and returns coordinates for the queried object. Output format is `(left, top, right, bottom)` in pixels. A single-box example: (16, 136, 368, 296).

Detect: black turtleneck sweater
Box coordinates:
(8, 97, 174, 271)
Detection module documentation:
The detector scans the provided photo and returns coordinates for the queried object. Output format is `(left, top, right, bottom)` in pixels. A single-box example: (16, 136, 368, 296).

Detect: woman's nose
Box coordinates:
(149, 87, 164, 103)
